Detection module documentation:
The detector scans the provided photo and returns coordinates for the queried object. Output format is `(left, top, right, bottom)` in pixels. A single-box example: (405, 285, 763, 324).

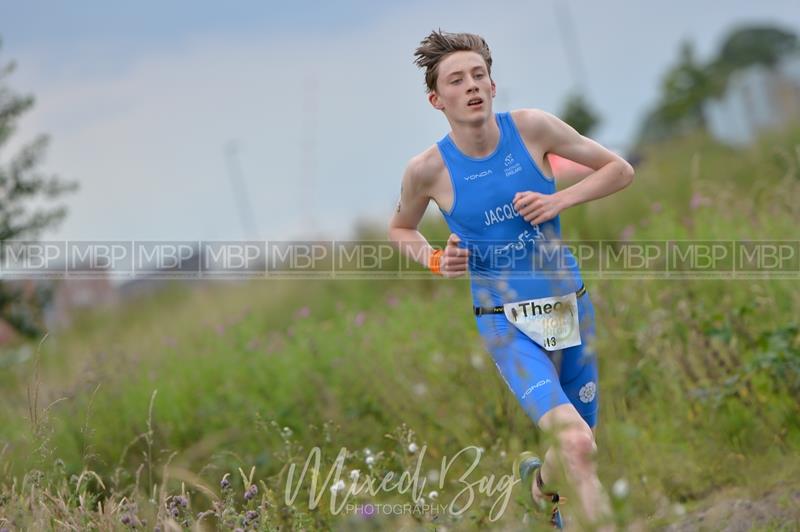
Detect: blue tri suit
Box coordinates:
(437, 111, 599, 428)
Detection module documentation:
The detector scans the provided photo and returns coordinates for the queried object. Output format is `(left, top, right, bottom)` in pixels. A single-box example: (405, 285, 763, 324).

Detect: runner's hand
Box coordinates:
(513, 191, 566, 225)
(441, 233, 469, 278)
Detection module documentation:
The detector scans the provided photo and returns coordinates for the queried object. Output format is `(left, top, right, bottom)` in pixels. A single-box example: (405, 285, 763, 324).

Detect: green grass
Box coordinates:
(1, 125, 800, 530)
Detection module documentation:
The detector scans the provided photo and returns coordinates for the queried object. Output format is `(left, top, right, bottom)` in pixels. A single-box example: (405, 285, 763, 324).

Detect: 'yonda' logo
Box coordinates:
(464, 169, 493, 181)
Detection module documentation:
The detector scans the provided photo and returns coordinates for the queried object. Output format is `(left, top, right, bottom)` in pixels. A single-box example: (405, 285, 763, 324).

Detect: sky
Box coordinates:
(2, 0, 799, 242)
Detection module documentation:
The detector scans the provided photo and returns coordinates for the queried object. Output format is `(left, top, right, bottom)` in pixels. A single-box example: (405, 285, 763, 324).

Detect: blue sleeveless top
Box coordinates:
(437, 111, 583, 306)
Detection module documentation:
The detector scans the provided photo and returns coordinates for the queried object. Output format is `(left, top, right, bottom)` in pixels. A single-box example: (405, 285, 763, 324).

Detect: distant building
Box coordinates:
(705, 52, 800, 146)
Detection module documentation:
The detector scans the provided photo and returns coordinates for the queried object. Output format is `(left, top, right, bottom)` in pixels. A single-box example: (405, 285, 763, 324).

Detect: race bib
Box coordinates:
(503, 292, 582, 351)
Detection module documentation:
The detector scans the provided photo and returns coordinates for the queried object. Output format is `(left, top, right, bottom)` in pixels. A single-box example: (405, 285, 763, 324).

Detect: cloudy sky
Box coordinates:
(2, 0, 798, 242)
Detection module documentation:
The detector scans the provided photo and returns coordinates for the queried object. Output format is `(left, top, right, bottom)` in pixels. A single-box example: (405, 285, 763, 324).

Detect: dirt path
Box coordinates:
(660, 484, 800, 531)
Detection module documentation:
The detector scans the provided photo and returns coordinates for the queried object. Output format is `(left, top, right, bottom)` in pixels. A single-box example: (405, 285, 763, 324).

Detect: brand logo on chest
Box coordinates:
(464, 169, 493, 181)
(504, 153, 522, 177)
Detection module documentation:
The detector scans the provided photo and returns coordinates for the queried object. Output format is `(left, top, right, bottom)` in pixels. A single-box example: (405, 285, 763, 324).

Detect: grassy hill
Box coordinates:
(1, 126, 799, 530)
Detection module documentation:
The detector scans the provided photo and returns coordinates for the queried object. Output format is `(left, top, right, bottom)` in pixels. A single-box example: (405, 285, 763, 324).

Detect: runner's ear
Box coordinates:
(429, 91, 444, 111)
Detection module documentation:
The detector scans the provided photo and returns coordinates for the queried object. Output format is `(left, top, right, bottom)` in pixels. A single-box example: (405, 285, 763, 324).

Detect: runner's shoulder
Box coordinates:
(510, 108, 557, 139)
(404, 144, 445, 190)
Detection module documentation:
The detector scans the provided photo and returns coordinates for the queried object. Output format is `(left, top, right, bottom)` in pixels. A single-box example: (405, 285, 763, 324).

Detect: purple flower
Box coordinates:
(295, 306, 311, 319)
(620, 224, 636, 241)
(220, 474, 231, 490)
(357, 504, 376, 519)
(244, 484, 258, 501)
(690, 192, 711, 210)
(353, 312, 366, 327)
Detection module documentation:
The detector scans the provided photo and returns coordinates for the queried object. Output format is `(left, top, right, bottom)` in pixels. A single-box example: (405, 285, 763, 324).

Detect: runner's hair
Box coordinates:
(413, 29, 493, 93)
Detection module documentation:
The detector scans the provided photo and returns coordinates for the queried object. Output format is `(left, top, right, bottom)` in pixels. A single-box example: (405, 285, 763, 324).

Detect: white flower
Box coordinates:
(408, 442, 419, 454)
(364, 448, 372, 456)
(426, 469, 440, 483)
(366, 455, 375, 466)
(612, 478, 629, 499)
(349, 469, 360, 481)
(415, 496, 425, 506)
(330, 480, 345, 494)
(428, 490, 438, 500)
(579, 381, 597, 403)
(282, 426, 292, 437)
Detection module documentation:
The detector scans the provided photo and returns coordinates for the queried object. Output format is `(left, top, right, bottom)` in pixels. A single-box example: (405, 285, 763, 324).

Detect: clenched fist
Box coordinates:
(440, 233, 469, 278)
(513, 191, 566, 225)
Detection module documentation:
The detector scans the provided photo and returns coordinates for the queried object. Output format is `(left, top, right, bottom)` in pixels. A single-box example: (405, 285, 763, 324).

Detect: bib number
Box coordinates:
(502, 292, 582, 351)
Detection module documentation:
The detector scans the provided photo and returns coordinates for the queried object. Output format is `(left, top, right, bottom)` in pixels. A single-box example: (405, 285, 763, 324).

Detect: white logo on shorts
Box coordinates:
(578, 381, 596, 403)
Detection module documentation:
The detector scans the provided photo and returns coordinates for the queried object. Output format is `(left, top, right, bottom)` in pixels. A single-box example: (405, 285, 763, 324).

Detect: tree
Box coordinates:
(636, 24, 800, 148)
(559, 92, 601, 136)
(0, 38, 79, 338)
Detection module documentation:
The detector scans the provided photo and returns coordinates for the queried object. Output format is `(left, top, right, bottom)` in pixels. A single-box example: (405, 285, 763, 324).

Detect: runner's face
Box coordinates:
(430, 51, 495, 122)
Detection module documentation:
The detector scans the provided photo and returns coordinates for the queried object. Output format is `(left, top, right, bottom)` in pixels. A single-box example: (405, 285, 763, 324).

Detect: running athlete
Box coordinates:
(388, 31, 634, 530)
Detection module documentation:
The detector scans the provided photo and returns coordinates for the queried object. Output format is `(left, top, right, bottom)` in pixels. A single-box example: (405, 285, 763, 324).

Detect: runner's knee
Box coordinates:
(558, 426, 596, 470)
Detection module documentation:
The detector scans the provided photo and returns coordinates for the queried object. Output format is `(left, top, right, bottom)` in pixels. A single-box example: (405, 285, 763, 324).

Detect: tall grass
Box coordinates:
(1, 125, 799, 530)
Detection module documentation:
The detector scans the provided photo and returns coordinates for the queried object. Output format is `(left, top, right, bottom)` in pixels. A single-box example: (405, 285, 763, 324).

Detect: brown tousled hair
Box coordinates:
(413, 30, 493, 93)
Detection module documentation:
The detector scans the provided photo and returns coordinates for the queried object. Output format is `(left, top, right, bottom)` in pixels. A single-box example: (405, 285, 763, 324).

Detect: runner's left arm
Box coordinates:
(512, 109, 634, 224)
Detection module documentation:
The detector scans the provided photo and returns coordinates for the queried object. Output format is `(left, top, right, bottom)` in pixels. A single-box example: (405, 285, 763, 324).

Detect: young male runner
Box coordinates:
(388, 30, 634, 529)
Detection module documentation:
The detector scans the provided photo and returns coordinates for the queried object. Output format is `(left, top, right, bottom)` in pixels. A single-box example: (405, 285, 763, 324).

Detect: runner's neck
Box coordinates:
(447, 115, 501, 159)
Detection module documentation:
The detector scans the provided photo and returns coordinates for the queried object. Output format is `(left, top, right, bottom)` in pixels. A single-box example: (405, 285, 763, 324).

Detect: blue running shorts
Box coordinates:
(475, 291, 599, 428)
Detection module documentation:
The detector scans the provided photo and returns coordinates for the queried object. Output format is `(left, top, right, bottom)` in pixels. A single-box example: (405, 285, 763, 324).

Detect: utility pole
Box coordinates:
(553, 0, 589, 95)
(224, 140, 259, 240)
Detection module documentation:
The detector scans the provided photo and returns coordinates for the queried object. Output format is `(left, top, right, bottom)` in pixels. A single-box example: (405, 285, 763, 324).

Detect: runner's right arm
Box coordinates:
(388, 157, 468, 277)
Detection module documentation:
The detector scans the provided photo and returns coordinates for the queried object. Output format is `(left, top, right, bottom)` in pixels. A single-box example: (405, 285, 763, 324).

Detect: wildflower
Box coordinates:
(244, 484, 258, 501)
(350, 469, 360, 481)
(612, 478, 629, 499)
(354, 312, 366, 327)
(364, 448, 372, 456)
(220, 474, 231, 490)
(245, 510, 259, 521)
(174, 495, 188, 508)
(408, 442, 419, 454)
(429, 490, 439, 500)
(282, 426, 293, 437)
(426, 469, 440, 483)
(690, 192, 711, 210)
(295, 306, 311, 319)
(330, 479, 346, 494)
(620, 224, 635, 241)
(365, 455, 375, 466)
